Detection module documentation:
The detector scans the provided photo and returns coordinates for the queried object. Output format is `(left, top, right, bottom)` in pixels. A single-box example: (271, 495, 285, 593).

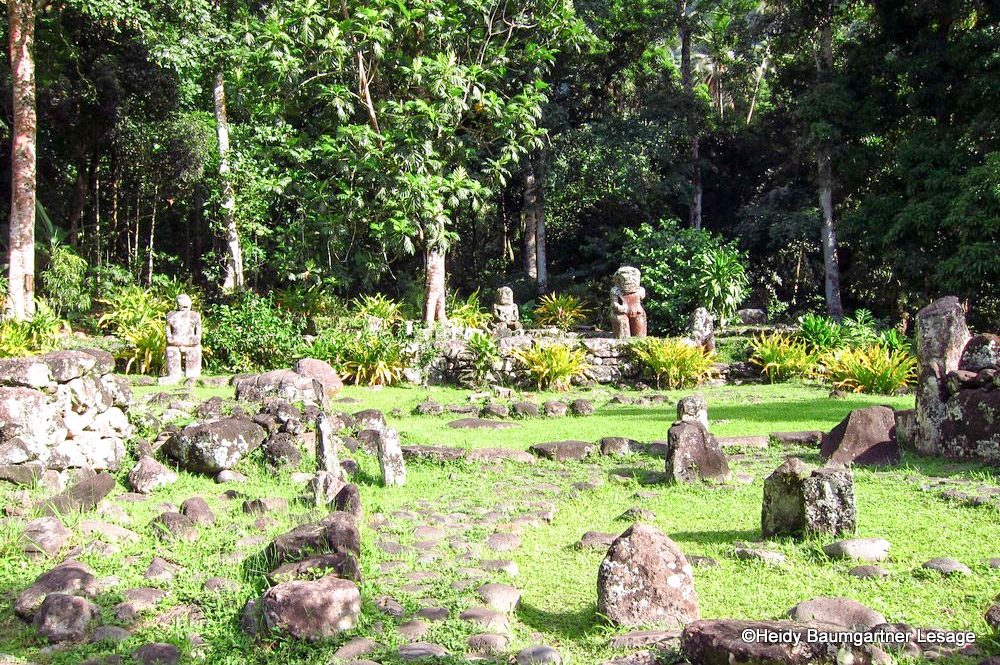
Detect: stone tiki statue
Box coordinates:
(491, 286, 522, 332)
(161, 294, 203, 385)
(610, 266, 647, 338)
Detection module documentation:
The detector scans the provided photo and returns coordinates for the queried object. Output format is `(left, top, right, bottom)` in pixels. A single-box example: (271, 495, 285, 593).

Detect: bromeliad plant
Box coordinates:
(532, 293, 588, 331)
(338, 331, 410, 387)
(821, 344, 917, 394)
(352, 294, 406, 329)
(749, 332, 817, 383)
(511, 342, 590, 391)
(631, 337, 717, 389)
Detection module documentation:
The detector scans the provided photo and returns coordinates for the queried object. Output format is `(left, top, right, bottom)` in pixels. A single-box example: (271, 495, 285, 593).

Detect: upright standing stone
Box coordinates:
(597, 522, 699, 627)
(665, 421, 730, 484)
(688, 308, 715, 352)
(762, 458, 856, 538)
(914, 297, 970, 456)
(315, 412, 342, 475)
(491, 287, 522, 332)
(377, 429, 406, 487)
(160, 294, 202, 385)
(610, 266, 647, 339)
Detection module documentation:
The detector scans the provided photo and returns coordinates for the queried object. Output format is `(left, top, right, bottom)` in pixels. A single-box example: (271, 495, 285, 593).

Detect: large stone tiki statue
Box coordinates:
(610, 266, 647, 338)
(491, 286, 522, 332)
(160, 294, 203, 385)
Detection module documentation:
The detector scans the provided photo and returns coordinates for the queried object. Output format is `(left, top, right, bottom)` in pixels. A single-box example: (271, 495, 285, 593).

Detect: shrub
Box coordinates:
(533, 293, 588, 331)
(632, 337, 717, 389)
(821, 345, 917, 394)
(622, 219, 748, 333)
(694, 247, 749, 327)
(352, 294, 405, 327)
(203, 293, 305, 373)
(749, 332, 816, 382)
(511, 343, 590, 391)
(41, 241, 90, 318)
(448, 290, 491, 329)
(338, 332, 409, 386)
(463, 331, 501, 387)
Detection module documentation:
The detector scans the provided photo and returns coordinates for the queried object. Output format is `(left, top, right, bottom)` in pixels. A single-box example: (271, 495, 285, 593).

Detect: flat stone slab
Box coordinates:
(529, 440, 595, 461)
(401, 445, 467, 462)
(447, 418, 521, 430)
(398, 641, 449, 660)
(608, 630, 681, 649)
(822, 538, 890, 562)
(922, 557, 971, 575)
(769, 431, 823, 446)
(466, 448, 536, 464)
(718, 436, 769, 449)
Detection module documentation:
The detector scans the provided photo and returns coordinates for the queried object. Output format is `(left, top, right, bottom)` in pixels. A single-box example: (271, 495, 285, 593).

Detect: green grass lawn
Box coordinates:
(1, 380, 998, 665)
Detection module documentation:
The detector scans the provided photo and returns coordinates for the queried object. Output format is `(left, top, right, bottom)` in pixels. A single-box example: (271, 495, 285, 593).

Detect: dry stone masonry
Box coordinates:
(0, 349, 132, 476)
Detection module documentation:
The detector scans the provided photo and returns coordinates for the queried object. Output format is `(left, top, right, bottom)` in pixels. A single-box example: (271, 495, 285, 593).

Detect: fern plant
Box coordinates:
(511, 343, 590, 391)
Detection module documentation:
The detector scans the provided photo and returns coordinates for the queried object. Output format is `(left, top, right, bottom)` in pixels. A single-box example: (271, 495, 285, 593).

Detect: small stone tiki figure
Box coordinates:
(610, 266, 647, 338)
(161, 294, 202, 385)
(491, 286, 522, 332)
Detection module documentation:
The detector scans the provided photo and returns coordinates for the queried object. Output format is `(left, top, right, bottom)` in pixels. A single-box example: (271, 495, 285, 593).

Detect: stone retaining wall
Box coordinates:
(0, 350, 133, 477)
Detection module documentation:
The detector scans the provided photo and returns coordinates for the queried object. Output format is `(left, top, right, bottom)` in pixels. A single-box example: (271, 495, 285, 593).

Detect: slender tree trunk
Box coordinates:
(147, 183, 158, 286)
(109, 156, 121, 265)
(67, 157, 90, 248)
(5, 0, 36, 320)
(816, 19, 843, 320)
(423, 245, 448, 325)
(679, 8, 702, 230)
(213, 71, 244, 292)
(94, 169, 102, 267)
(522, 165, 538, 281)
(534, 157, 548, 295)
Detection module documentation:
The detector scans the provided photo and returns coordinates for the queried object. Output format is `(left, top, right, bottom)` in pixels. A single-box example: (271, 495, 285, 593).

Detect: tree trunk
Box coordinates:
(423, 245, 448, 325)
(816, 18, 843, 320)
(5, 0, 36, 320)
(522, 164, 538, 281)
(533, 156, 548, 295)
(67, 157, 90, 248)
(679, 9, 702, 230)
(213, 70, 244, 292)
(147, 183, 158, 286)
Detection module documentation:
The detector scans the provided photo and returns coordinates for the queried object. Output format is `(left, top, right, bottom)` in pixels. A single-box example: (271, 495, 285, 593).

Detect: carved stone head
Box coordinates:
(176, 294, 193, 311)
(613, 266, 642, 293)
(496, 286, 514, 306)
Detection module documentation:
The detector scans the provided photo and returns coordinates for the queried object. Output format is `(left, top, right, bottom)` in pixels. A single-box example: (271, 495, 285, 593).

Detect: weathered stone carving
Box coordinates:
(610, 266, 647, 338)
(688, 307, 715, 352)
(491, 287, 522, 332)
(161, 294, 202, 385)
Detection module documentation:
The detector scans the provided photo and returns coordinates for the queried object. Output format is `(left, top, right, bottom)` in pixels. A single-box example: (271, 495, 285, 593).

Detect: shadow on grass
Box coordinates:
(517, 598, 603, 639)
(669, 528, 760, 547)
(608, 467, 665, 485)
(709, 398, 894, 426)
